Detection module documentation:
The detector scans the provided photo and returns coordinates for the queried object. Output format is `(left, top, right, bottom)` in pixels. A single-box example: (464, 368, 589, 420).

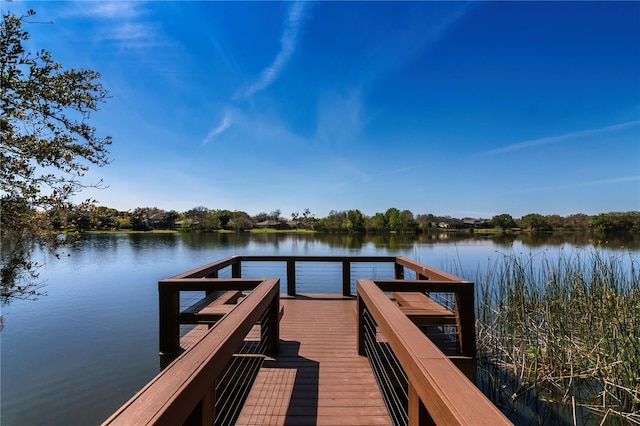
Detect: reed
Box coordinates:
(471, 243, 640, 423)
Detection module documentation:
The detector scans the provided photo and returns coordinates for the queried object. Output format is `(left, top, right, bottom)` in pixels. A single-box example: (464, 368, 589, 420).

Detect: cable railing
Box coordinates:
(103, 256, 510, 426)
(102, 277, 280, 426)
(161, 255, 444, 298)
(357, 278, 512, 425)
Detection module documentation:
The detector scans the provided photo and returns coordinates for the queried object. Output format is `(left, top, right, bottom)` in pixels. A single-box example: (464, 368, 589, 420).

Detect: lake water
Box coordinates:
(1, 231, 638, 425)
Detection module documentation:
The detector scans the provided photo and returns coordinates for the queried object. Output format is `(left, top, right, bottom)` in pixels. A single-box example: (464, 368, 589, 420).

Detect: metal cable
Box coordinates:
(214, 306, 271, 425)
(362, 308, 409, 426)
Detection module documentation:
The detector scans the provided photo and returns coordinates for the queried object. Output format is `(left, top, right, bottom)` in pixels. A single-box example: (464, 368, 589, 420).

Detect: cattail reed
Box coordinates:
(470, 244, 639, 423)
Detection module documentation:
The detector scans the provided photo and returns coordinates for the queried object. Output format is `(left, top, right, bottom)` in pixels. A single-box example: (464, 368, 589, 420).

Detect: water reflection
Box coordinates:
(1, 231, 638, 426)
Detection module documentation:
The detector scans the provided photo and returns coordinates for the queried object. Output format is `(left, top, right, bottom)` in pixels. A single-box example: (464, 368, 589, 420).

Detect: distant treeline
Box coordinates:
(47, 204, 640, 234)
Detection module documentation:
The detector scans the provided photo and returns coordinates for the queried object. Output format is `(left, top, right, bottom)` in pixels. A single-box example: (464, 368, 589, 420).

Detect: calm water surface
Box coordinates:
(1, 232, 638, 425)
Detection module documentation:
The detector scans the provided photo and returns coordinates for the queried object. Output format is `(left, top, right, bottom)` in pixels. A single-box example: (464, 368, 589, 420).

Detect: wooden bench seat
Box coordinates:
(392, 292, 456, 326)
(180, 290, 244, 324)
(179, 291, 284, 352)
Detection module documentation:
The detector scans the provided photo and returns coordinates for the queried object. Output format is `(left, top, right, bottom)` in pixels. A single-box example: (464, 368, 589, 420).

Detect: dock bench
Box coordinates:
(393, 291, 457, 326)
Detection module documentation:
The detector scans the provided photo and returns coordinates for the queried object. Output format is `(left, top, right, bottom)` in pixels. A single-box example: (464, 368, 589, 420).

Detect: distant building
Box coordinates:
(255, 220, 279, 229)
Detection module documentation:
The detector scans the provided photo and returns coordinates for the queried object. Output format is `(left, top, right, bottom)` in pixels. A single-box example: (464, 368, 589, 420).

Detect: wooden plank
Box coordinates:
(393, 292, 452, 315)
(181, 291, 224, 314)
(236, 297, 393, 426)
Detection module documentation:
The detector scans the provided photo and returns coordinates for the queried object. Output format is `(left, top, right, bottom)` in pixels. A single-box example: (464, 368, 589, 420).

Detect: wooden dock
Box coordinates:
(236, 296, 391, 425)
(103, 256, 512, 426)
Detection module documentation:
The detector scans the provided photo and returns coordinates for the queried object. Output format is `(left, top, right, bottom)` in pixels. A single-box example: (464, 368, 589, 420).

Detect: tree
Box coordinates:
(252, 212, 269, 223)
(398, 209, 418, 233)
(345, 209, 365, 233)
(228, 210, 252, 231)
(367, 212, 388, 232)
(1, 11, 111, 300)
(519, 213, 549, 233)
(416, 213, 436, 231)
(385, 208, 401, 231)
(566, 213, 589, 230)
(270, 209, 281, 222)
(490, 213, 516, 230)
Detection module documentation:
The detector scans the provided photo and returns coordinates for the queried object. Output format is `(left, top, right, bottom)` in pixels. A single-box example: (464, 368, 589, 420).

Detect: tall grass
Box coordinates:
(472, 243, 640, 424)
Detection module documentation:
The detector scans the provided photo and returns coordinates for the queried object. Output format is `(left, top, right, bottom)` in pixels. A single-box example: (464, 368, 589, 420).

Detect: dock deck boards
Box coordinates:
(235, 295, 393, 426)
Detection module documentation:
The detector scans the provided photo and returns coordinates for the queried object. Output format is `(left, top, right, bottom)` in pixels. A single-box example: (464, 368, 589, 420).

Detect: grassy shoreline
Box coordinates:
(468, 245, 640, 423)
(82, 229, 317, 235)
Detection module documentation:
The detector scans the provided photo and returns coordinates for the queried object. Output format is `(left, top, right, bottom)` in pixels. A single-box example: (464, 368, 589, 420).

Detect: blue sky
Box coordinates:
(7, 1, 640, 219)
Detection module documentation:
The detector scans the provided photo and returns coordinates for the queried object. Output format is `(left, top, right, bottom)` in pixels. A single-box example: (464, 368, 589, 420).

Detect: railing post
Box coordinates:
(205, 271, 218, 296)
(232, 260, 241, 278)
(263, 291, 280, 354)
(409, 382, 433, 426)
(159, 283, 181, 364)
(357, 293, 366, 356)
(394, 261, 404, 280)
(342, 260, 351, 296)
(287, 260, 296, 296)
(455, 283, 476, 358)
(201, 382, 216, 426)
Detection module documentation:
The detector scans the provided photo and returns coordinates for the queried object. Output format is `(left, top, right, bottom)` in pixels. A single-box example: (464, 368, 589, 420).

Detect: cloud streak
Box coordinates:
(479, 120, 640, 156)
(73, 2, 145, 19)
(66, 1, 163, 49)
(202, 110, 233, 145)
(517, 175, 640, 194)
(234, 1, 308, 100)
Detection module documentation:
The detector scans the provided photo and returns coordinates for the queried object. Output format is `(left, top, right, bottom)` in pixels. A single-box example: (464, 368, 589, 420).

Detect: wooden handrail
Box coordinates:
(372, 279, 476, 358)
(357, 278, 511, 425)
(161, 255, 462, 298)
(159, 279, 267, 356)
(395, 256, 472, 282)
(103, 278, 280, 426)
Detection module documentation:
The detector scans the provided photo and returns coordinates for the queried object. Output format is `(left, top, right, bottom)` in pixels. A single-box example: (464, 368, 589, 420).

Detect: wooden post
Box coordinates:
(342, 260, 351, 297)
(205, 271, 218, 296)
(159, 283, 181, 363)
(394, 261, 405, 280)
(201, 382, 216, 426)
(409, 382, 434, 426)
(231, 260, 241, 278)
(357, 292, 366, 356)
(263, 291, 280, 354)
(287, 260, 296, 296)
(455, 283, 476, 358)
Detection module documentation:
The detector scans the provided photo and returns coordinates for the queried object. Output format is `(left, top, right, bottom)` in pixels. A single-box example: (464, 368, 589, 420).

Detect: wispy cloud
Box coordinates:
(202, 110, 233, 145)
(233, 1, 309, 100)
(73, 2, 145, 20)
(66, 1, 163, 49)
(517, 175, 640, 193)
(479, 120, 640, 156)
(377, 166, 420, 177)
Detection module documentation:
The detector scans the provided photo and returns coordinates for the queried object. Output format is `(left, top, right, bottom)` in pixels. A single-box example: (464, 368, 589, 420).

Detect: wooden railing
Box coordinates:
(102, 278, 280, 426)
(157, 255, 478, 365)
(163, 255, 454, 298)
(357, 278, 511, 425)
(105, 256, 508, 426)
